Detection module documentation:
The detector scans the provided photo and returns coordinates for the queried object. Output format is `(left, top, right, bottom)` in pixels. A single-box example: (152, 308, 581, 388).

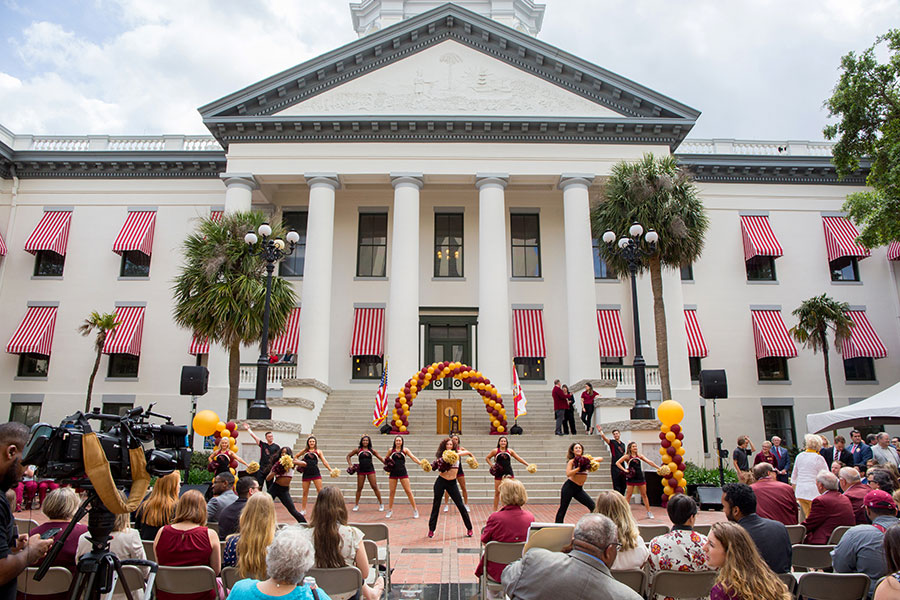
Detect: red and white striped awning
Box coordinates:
(25, 211, 72, 256)
(513, 309, 546, 358)
(684, 310, 708, 358)
(189, 334, 209, 355)
(269, 307, 301, 355)
(740, 215, 783, 261)
(0, 232, 6, 256)
(113, 211, 156, 256)
(822, 216, 870, 262)
(842, 310, 888, 359)
(888, 242, 900, 261)
(210, 210, 223, 223)
(350, 308, 384, 357)
(596, 309, 628, 358)
(751, 310, 797, 359)
(102, 306, 146, 356)
(6, 306, 58, 355)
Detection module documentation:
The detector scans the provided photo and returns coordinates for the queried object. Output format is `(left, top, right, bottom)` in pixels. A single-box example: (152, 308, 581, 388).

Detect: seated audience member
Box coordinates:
(218, 476, 260, 539)
(721, 483, 792, 573)
(831, 460, 844, 477)
(134, 471, 180, 540)
(228, 527, 333, 600)
(833, 489, 899, 597)
(593, 490, 649, 569)
(29, 488, 89, 574)
(206, 472, 237, 522)
(476, 479, 535, 585)
(821, 435, 852, 469)
(802, 470, 855, 544)
(153, 490, 220, 600)
(222, 492, 275, 579)
(753, 441, 777, 468)
(647, 493, 708, 597)
(868, 467, 896, 494)
(302, 486, 384, 600)
(704, 522, 791, 600)
(874, 524, 900, 600)
(501, 514, 642, 600)
(839, 466, 872, 524)
(750, 463, 798, 526)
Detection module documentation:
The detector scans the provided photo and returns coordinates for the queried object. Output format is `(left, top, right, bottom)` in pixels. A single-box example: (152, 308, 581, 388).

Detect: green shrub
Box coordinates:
(683, 461, 739, 486)
(191, 451, 211, 471)
(186, 468, 213, 485)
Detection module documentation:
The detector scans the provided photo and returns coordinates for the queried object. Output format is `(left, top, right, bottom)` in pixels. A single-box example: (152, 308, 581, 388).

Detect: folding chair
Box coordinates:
(307, 566, 362, 600)
(156, 565, 223, 600)
(827, 525, 852, 545)
(221, 566, 242, 590)
(648, 570, 718, 599)
(791, 544, 835, 572)
(777, 572, 797, 596)
(206, 521, 219, 536)
(17, 567, 73, 596)
(15, 518, 38, 535)
(480, 541, 525, 600)
(143, 540, 156, 562)
(638, 524, 670, 541)
(522, 524, 575, 553)
(786, 524, 807, 545)
(612, 568, 647, 595)
(363, 539, 379, 585)
(114, 565, 149, 598)
(796, 572, 870, 600)
(351, 522, 391, 591)
(692, 524, 711, 536)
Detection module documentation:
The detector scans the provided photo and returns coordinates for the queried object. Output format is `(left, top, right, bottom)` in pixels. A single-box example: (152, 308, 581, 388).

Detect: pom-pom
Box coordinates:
(589, 460, 601, 472)
(329, 468, 340, 478)
(574, 456, 591, 472)
(489, 463, 502, 477)
(421, 459, 432, 472)
(466, 456, 479, 469)
(347, 464, 359, 475)
(279, 455, 294, 470)
(526, 463, 537, 474)
(442, 449, 459, 465)
(246, 461, 260, 474)
(657, 464, 672, 477)
(383, 457, 395, 473)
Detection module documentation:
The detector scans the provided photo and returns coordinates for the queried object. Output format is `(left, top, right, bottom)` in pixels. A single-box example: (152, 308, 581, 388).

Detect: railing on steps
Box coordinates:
(238, 363, 296, 388)
(600, 365, 661, 390)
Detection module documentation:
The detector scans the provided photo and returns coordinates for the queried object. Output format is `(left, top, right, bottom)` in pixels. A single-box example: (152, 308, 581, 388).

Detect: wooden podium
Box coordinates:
(436, 398, 462, 435)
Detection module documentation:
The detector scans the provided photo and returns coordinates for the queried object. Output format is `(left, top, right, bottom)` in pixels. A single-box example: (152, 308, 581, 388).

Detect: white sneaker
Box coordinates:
(465, 504, 470, 512)
(300, 510, 306, 516)
(385, 510, 392, 518)
(379, 504, 384, 512)
(647, 512, 654, 519)
(413, 510, 419, 518)
(444, 505, 449, 512)
(352, 505, 360, 512)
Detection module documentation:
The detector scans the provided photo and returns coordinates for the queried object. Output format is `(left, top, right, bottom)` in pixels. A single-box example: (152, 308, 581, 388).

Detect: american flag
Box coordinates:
(513, 363, 527, 418)
(372, 361, 389, 426)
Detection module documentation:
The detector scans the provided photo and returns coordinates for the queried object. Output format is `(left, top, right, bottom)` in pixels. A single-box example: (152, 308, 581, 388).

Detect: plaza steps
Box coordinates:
(289, 389, 614, 503)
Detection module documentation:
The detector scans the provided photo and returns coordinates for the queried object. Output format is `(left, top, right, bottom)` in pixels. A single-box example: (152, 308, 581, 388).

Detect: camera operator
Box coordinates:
(0, 423, 53, 600)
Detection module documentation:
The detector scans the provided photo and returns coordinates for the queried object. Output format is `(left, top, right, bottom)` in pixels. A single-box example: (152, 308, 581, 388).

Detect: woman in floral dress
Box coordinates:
(647, 494, 709, 599)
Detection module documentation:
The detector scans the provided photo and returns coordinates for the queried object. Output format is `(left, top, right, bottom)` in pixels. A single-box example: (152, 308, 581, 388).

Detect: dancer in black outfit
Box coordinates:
(346, 435, 385, 512)
(296, 435, 333, 515)
(485, 436, 531, 511)
(428, 438, 474, 538)
(615, 441, 660, 520)
(265, 446, 307, 523)
(443, 434, 470, 512)
(555, 442, 600, 523)
(597, 426, 627, 495)
(385, 436, 421, 519)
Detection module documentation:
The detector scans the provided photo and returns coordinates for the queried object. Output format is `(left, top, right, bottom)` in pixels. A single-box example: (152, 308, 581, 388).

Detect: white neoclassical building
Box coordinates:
(1, 0, 898, 463)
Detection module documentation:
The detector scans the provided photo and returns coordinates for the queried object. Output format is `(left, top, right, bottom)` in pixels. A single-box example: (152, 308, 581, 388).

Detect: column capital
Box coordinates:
(220, 173, 258, 190)
(475, 174, 509, 190)
(390, 172, 424, 189)
(558, 174, 595, 190)
(304, 173, 341, 189)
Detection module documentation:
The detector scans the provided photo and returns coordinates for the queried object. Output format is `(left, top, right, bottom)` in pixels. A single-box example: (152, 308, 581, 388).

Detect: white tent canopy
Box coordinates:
(807, 381, 900, 434)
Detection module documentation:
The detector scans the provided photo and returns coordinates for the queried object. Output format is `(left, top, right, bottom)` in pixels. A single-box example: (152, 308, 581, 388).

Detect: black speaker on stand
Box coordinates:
(182, 365, 209, 448)
(699, 369, 728, 489)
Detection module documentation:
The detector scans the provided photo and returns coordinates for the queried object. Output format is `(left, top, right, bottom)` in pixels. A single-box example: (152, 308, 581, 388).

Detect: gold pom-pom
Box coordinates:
(279, 455, 294, 469)
(246, 461, 260, 474)
(589, 460, 601, 472)
(442, 449, 459, 465)
(329, 468, 340, 478)
(466, 456, 479, 469)
(526, 463, 537, 474)
(421, 459, 432, 472)
(657, 465, 672, 477)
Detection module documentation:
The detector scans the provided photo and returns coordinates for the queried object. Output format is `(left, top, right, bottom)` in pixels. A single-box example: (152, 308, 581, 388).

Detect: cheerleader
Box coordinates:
(384, 436, 421, 519)
(346, 435, 385, 512)
(614, 441, 660, 519)
(443, 434, 470, 512)
(295, 436, 333, 515)
(428, 438, 474, 538)
(485, 436, 531, 511)
(208, 437, 248, 475)
(554, 442, 600, 523)
(265, 447, 307, 523)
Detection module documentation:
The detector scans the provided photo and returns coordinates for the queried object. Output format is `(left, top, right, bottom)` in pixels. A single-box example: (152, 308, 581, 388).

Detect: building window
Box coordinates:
(757, 357, 789, 381)
(100, 402, 133, 431)
(592, 239, 616, 279)
(689, 357, 702, 382)
(830, 257, 860, 282)
(17, 353, 49, 378)
(10, 403, 41, 428)
(352, 355, 383, 380)
(356, 213, 387, 278)
(746, 256, 776, 281)
(844, 357, 876, 381)
(279, 211, 308, 277)
(510, 214, 541, 277)
(513, 357, 544, 381)
(33, 251, 65, 277)
(108, 354, 140, 378)
(680, 263, 693, 281)
(434, 213, 463, 277)
(120, 251, 151, 278)
(763, 406, 797, 449)
(699, 404, 710, 454)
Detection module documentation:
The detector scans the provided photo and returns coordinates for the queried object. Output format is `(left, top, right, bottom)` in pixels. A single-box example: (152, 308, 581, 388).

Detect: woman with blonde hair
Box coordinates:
(222, 492, 276, 580)
(704, 521, 791, 600)
(134, 471, 180, 540)
(593, 490, 649, 569)
(153, 490, 220, 600)
(791, 433, 828, 520)
(30, 487, 88, 575)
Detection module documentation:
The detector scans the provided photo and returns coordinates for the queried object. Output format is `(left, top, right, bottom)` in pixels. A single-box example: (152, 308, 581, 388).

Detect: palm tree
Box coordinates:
(591, 153, 709, 401)
(78, 311, 120, 413)
(172, 211, 298, 420)
(789, 294, 853, 412)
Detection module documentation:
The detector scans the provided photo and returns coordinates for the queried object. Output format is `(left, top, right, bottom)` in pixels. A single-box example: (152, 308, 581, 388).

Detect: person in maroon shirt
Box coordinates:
(838, 466, 871, 524)
(750, 463, 798, 526)
(27, 488, 88, 577)
(753, 441, 778, 469)
(551, 380, 567, 436)
(802, 470, 856, 544)
(475, 479, 535, 584)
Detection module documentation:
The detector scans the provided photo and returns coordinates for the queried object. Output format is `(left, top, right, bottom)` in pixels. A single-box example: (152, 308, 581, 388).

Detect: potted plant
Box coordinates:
(684, 462, 738, 500)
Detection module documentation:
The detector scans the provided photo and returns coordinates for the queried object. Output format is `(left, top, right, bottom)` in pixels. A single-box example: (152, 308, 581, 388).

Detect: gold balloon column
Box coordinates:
(656, 400, 688, 507)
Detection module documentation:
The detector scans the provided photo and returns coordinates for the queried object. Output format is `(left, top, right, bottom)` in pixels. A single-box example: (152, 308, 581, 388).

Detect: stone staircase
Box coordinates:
(289, 389, 613, 504)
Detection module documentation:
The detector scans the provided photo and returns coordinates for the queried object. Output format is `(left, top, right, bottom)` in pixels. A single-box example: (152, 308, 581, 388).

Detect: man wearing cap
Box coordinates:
(832, 489, 900, 596)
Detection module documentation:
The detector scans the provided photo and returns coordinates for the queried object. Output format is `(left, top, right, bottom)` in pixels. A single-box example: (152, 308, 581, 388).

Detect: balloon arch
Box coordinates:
(389, 361, 508, 434)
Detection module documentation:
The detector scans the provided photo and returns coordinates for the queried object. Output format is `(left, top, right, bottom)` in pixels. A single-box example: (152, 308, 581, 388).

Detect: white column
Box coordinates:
(662, 267, 692, 392)
(560, 175, 602, 384)
(220, 173, 257, 214)
(476, 175, 512, 394)
(296, 175, 339, 385)
(385, 174, 423, 386)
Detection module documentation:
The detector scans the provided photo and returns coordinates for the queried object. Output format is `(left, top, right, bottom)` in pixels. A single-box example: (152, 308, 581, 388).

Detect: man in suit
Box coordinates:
(838, 466, 871, 524)
(501, 514, 642, 600)
(551, 380, 567, 436)
(848, 429, 873, 467)
(722, 483, 792, 573)
(750, 463, 798, 525)
(771, 436, 791, 484)
(820, 435, 852, 469)
(217, 476, 259, 539)
(802, 470, 855, 544)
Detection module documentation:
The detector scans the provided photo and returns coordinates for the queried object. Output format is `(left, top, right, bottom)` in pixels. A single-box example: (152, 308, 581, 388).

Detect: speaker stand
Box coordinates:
(712, 396, 725, 487)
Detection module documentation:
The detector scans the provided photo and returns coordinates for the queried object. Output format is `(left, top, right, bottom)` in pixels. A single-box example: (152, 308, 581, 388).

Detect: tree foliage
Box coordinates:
(824, 28, 900, 248)
(78, 311, 120, 413)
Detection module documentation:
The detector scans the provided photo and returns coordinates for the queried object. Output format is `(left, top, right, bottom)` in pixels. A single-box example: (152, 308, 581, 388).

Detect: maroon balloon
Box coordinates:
(668, 477, 678, 488)
(661, 439, 671, 448)
(658, 432, 667, 441)
(501, 420, 507, 427)
(226, 421, 236, 432)
(666, 447, 677, 456)
(675, 487, 685, 494)
(670, 424, 681, 434)
(395, 400, 401, 408)
(230, 459, 238, 469)
(231, 430, 239, 439)
(483, 378, 491, 385)
(676, 432, 684, 441)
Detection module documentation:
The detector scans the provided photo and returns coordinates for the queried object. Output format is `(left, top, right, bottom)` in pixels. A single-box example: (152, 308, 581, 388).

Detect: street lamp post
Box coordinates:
(603, 222, 659, 420)
(245, 223, 300, 420)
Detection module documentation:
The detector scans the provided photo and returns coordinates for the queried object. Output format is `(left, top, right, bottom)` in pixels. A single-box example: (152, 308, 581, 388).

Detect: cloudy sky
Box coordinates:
(0, 0, 895, 141)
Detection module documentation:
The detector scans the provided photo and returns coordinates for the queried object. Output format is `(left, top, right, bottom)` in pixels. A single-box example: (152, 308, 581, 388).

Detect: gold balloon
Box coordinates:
(657, 400, 685, 427)
(660, 424, 671, 434)
(665, 431, 676, 442)
(663, 485, 674, 496)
